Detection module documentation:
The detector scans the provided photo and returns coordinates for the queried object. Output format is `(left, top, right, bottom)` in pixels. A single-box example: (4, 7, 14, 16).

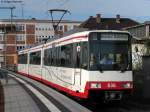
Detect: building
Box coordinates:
(80, 14, 139, 30)
(124, 22, 150, 57)
(0, 19, 82, 66)
(124, 21, 150, 40)
(124, 22, 150, 70)
(0, 24, 16, 67)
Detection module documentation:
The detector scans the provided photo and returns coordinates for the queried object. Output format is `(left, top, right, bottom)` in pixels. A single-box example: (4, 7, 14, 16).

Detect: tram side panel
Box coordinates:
(74, 69, 89, 93)
(28, 50, 42, 80)
(28, 64, 42, 80)
(42, 66, 79, 93)
(41, 42, 85, 94)
(18, 64, 28, 76)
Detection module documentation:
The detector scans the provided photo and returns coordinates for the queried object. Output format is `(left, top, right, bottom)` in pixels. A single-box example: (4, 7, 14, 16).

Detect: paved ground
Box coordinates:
(0, 70, 92, 112)
(0, 76, 41, 112)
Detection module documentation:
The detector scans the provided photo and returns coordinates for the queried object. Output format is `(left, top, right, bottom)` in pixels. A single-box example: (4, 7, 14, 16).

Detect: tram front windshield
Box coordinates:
(89, 32, 132, 71)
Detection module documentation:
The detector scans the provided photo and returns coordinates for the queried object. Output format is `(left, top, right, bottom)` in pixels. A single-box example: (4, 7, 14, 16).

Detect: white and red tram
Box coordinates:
(17, 30, 133, 101)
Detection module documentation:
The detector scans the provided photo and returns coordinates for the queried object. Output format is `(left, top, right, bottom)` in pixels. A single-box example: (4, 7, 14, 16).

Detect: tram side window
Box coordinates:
(60, 44, 73, 67)
(44, 48, 52, 66)
(81, 42, 88, 69)
(30, 51, 41, 65)
(18, 54, 27, 64)
(51, 47, 56, 66)
(56, 47, 61, 66)
(44, 47, 60, 66)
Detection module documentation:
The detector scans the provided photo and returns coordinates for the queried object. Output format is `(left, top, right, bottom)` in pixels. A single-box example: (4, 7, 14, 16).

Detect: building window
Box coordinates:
(30, 51, 41, 65)
(67, 25, 73, 31)
(0, 35, 3, 41)
(16, 34, 25, 41)
(16, 45, 25, 51)
(73, 25, 78, 29)
(16, 24, 25, 31)
(36, 36, 43, 43)
(58, 25, 63, 31)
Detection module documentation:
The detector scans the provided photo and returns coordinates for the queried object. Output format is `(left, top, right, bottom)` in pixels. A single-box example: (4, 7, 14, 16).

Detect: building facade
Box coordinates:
(0, 19, 82, 66)
(124, 22, 150, 40)
(124, 22, 150, 70)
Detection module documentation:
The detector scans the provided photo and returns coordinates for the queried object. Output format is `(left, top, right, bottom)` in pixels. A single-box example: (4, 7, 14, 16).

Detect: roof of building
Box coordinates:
(124, 21, 150, 30)
(80, 15, 140, 30)
(0, 19, 82, 24)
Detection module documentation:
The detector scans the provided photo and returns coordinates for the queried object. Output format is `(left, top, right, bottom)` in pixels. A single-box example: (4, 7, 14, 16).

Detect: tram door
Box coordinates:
(74, 43, 81, 88)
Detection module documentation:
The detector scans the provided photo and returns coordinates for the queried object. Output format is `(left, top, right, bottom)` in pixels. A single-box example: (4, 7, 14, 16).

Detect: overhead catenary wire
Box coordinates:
(48, 9, 71, 36)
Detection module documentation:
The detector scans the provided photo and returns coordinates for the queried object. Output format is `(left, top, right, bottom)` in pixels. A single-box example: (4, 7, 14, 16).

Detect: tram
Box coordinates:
(17, 30, 133, 101)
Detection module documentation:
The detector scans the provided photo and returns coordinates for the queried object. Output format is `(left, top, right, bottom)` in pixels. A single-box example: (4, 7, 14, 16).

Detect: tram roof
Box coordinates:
(18, 30, 130, 54)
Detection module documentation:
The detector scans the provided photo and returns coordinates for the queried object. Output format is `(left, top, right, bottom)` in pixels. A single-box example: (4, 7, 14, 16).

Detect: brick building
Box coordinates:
(0, 19, 82, 66)
(0, 24, 16, 67)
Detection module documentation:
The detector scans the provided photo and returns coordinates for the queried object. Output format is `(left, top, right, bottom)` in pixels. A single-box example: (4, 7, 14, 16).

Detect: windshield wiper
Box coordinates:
(120, 64, 127, 73)
(99, 69, 103, 73)
(98, 64, 103, 73)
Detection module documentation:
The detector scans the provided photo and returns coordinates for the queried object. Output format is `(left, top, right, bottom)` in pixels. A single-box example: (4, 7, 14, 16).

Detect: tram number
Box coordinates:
(107, 83, 117, 88)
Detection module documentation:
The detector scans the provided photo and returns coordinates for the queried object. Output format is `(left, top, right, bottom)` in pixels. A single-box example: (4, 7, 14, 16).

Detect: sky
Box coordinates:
(0, 0, 150, 23)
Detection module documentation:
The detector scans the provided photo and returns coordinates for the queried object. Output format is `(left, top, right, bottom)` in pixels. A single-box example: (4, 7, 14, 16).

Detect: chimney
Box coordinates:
(89, 16, 93, 19)
(96, 14, 101, 23)
(116, 14, 120, 23)
(31, 18, 36, 20)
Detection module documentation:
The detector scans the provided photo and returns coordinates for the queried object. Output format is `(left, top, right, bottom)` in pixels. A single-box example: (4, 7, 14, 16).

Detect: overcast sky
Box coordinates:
(1, 0, 150, 22)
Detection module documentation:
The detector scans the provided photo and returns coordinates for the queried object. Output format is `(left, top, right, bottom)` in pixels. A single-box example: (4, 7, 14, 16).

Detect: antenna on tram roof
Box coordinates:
(48, 9, 71, 37)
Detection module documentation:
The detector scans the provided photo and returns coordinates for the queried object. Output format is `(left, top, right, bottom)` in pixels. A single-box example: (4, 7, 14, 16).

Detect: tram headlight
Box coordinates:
(90, 83, 101, 89)
(123, 83, 132, 88)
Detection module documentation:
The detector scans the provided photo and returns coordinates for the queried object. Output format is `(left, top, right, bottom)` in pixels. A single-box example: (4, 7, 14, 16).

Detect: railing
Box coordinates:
(1, 64, 17, 72)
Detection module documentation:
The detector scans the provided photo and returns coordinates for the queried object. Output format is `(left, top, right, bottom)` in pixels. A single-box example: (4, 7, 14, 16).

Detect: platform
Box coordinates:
(0, 76, 41, 112)
(0, 69, 92, 112)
